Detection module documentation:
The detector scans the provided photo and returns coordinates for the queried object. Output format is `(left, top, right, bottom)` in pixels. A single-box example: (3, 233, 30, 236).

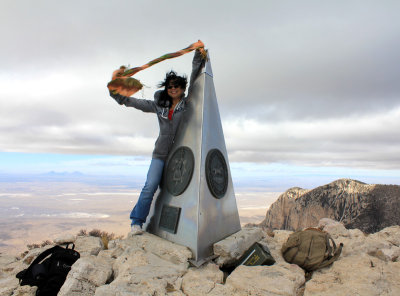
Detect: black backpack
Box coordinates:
(16, 243, 80, 296)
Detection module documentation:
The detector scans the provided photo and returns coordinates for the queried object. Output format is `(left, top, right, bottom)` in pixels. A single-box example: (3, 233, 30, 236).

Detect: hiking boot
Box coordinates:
(130, 224, 143, 235)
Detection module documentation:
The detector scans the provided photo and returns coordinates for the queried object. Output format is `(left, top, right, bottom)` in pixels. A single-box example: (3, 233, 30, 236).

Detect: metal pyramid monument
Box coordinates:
(145, 52, 241, 265)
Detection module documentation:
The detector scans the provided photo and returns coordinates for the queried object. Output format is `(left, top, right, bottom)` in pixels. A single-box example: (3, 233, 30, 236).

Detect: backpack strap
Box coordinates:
(65, 243, 75, 250)
(16, 246, 64, 283)
(29, 246, 64, 267)
(325, 233, 336, 255)
(315, 242, 343, 270)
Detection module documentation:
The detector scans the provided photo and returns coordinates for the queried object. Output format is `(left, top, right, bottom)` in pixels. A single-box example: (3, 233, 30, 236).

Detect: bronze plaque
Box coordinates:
(166, 146, 195, 196)
(205, 149, 228, 199)
(159, 205, 181, 234)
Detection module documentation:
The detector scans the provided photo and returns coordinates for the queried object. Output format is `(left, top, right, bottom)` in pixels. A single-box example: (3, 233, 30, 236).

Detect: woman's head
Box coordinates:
(159, 70, 187, 90)
(157, 71, 187, 106)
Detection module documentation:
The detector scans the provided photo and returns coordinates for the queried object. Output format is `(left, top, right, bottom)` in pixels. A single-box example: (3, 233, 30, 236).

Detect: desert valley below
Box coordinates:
(0, 181, 280, 255)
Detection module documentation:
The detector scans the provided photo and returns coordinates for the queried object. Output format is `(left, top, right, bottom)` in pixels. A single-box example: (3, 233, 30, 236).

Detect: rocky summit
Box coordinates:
(260, 178, 400, 233)
(1, 218, 400, 295)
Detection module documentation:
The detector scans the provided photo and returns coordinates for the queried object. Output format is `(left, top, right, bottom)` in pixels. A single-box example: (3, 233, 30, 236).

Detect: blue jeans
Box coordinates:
(130, 158, 165, 226)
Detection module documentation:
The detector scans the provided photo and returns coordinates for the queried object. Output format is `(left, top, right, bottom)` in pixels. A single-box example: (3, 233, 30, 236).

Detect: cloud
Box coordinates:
(1, 0, 400, 171)
(224, 106, 400, 169)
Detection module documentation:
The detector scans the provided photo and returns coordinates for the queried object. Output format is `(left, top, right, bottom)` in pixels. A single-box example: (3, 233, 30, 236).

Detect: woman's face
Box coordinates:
(167, 82, 185, 101)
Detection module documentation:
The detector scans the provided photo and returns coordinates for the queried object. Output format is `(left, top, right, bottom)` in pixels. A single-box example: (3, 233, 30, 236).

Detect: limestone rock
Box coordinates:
(1, 259, 28, 277)
(207, 283, 236, 296)
(115, 232, 192, 267)
(0, 254, 18, 267)
(259, 230, 293, 265)
(369, 225, 400, 247)
(0, 276, 19, 296)
(262, 179, 400, 233)
(21, 245, 53, 265)
(53, 233, 76, 245)
(112, 247, 186, 282)
(318, 218, 349, 238)
(269, 230, 293, 246)
(59, 278, 96, 296)
(3, 216, 400, 296)
(74, 236, 104, 256)
(0, 254, 21, 278)
(106, 239, 121, 250)
(96, 249, 115, 261)
(181, 262, 224, 295)
(221, 264, 305, 296)
(304, 254, 400, 295)
(58, 256, 113, 296)
(9, 285, 37, 296)
(96, 234, 191, 296)
(95, 279, 184, 296)
(213, 227, 264, 266)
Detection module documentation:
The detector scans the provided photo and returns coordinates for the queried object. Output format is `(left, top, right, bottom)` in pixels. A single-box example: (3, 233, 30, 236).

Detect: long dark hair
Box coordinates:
(156, 70, 187, 108)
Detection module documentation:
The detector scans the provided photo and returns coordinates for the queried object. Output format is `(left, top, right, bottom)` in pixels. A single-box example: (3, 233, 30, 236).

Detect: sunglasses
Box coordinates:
(167, 84, 181, 89)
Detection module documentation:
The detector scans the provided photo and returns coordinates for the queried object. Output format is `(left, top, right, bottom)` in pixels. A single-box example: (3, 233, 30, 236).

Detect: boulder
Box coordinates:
(53, 233, 76, 245)
(21, 245, 53, 265)
(181, 262, 224, 295)
(95, 279, 185, 296)
(0, 276, 19, 296)
(58, 256, 113, 296)
(3, 216, 400, 296)
(213, 227, 264, 266)
(95, 234, 190, 296)
(0, 254, 18, 267)
(106, 239, 121, 250)
(220, 264, 305, 296)
(369, 225, 400, 247)
(74, 236, 104, 256)
(259, 230, 293, 265)
(0, 254, 21, 278)
(8, 285, 37, 296)
(1, 259, 28, 277)
(318, 218, 350, 238)
(304, 254, 400, 295)
(115, 232, 192, 267)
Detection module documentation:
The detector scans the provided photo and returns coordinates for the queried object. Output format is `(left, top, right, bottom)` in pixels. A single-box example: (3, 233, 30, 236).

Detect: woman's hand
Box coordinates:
(112, 66, 127, 80)
(108, 66, 142, 97)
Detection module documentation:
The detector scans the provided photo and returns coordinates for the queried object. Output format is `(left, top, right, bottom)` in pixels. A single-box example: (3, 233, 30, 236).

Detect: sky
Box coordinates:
(1, 0, 400, 190)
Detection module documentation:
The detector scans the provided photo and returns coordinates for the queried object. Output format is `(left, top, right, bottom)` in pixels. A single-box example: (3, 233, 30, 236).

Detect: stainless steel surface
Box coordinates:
(203, 53, 213, 77)
(145, 52, 241, 264)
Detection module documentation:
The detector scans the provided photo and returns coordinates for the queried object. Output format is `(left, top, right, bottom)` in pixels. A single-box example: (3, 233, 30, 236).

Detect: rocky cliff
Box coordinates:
(261, 179, 400, 233)
(1, 219, 400, 295)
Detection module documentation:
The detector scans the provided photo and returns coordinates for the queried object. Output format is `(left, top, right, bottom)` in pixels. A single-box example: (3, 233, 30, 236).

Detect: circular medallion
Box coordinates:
(166, 146, 195, 196)
(205, 149, 228, 199)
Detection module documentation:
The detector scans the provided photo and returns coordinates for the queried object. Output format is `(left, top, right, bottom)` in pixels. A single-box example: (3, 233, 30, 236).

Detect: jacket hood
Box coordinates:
(153, 90, 163, 104)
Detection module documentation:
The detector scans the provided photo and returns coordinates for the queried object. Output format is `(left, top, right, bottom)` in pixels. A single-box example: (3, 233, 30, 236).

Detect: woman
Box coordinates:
(109, 49, 204, 235)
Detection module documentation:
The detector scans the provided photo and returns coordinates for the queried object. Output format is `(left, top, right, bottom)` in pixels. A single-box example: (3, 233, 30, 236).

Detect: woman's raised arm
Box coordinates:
(109, 89, 156, 113)
(187, 49, 206, 98)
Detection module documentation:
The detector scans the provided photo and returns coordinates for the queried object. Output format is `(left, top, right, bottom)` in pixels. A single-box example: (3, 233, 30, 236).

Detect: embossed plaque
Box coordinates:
(166, 146, 195, 196)
(159, 205, 181, 234)
(205, 149, 228, 199)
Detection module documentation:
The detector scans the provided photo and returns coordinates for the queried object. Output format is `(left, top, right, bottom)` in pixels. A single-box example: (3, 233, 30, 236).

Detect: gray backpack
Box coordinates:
(281, 228, 343, 271)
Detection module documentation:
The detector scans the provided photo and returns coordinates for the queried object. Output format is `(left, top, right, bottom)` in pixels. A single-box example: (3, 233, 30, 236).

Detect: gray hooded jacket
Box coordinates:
(109, 51, 204, 160)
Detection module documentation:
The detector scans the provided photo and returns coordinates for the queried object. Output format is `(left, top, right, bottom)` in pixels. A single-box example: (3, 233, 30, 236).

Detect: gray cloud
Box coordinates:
(1, 0, 400, 170)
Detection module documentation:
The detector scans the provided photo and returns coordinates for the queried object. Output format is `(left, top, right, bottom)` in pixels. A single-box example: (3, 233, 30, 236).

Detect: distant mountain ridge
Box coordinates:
(260, 178, 400, 233)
